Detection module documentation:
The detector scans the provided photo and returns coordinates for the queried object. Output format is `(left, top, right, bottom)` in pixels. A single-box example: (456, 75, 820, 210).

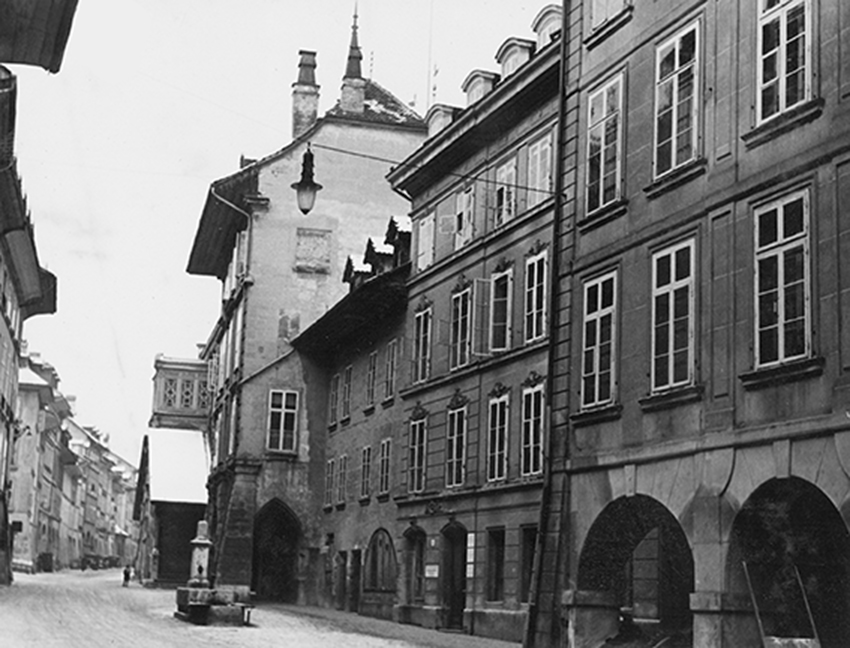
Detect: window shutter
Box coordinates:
(473, 278, 491, 356)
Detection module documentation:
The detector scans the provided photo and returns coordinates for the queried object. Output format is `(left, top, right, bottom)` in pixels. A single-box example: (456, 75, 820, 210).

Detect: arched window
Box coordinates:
(365, 528, 397, 592)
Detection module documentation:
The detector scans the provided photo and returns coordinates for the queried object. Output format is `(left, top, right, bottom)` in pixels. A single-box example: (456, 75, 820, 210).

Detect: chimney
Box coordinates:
(339, 10, 365, 114)
(292, 50, 320, 140)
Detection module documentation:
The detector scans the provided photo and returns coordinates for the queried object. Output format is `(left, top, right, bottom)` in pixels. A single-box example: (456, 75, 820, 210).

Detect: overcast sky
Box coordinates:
(9, 0, 546, 463)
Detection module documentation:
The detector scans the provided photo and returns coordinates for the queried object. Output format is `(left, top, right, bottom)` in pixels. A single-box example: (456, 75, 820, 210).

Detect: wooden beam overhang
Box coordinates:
(186, 172, 256, 279)
(387, 44, 560, 198)
(292, 263, 410, 366)
(0, 161, 55, 317)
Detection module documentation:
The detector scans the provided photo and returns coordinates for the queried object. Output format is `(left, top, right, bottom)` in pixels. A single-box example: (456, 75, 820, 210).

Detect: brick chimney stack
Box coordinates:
(292, 50, 319, 140)
(339, 10, 365, 114)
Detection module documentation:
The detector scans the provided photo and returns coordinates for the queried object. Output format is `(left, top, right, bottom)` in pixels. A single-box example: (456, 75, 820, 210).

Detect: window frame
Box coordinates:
(450, 287, 473, 370)
(455, 186, 475, 250)
(521, 383, 545, 477)
(267, 389, 299, 452)
(336, 453, 348, 504)
(360, 445, 372, 499)
(527, 133, 553, 208)
(591, 0, 628, 30)
(417, 211, 436, 271)
(495, 158, 517, 227)
(325, 458, 335, 506)
(378, 438, 392, 494)
(486, 528, 506, 601)
(757, 0, 811, 125)
(366, 352, 377, 406)
(446, 406, 467, 488)
(487, 393, 509, 482)
(586, 73, 624, 214)
(413, 308, 432, 383)
(408, 418, 427, 494)
(384, 339, 397, 399)
(524, 251, 548, 343)
(754, 188, 811, 368)
(653, 21, 700, 179)
(651, 239, 696, 392)
(581, 271, 618, 409)
(341, 365, 353, 420)
(490, 269, 514, 353)
(328, 373, 340, 426)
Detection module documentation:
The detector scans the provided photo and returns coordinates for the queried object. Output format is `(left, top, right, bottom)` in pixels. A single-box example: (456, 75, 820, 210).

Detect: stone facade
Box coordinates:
(186, 19, 426, 604)
(553, 1, 850, 647)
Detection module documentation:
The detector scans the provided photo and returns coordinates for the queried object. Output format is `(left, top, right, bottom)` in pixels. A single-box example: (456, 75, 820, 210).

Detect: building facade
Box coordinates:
(380, 6, 564, 642)
(557, 1, 850, 647)
(0, 67, 59, 584)
(185, 17, 427, 603)
(292, 219, 410, 619)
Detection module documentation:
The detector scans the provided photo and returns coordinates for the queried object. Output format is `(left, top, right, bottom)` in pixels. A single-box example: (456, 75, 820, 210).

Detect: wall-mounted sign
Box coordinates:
(425, 564, 439, 578)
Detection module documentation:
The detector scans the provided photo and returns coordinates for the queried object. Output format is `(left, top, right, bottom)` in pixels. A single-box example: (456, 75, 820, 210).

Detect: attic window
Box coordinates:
(468, 78, 486, 105)
(503, 52, 521, 77)
(536, 16, 561, 48)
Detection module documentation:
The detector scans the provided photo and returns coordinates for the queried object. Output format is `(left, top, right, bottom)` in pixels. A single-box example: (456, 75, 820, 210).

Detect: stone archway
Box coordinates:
(251, 498, 302, 602)
(576, 494, 694, 645)
(727, 477, 850, 647)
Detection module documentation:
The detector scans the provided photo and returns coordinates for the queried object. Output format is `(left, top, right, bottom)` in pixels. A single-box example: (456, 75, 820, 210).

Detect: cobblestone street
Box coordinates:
(0, 569, 521, 648)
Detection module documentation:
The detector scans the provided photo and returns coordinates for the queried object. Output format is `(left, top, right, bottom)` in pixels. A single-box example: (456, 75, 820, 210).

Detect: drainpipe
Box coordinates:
(524, 2, 571, 647)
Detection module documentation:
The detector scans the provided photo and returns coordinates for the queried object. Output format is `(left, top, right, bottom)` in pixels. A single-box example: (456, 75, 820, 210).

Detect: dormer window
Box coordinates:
(531, 4, 562, 49)
(495, 38, 535, 79)
(425, 104, 457, 138)
(461, 70, 499, 107)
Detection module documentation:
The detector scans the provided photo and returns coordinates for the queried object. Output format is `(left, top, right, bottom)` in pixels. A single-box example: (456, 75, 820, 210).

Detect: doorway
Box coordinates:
(442, 522, 467, 629)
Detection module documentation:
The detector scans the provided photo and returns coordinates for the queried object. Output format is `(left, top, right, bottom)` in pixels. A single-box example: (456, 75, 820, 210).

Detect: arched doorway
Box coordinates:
(251, 499, 302, 602)
(441, 521, 467, 630)
(727, 477, 850, 647)
(361, 528, 397, 619)
(577, 495, 693, 644)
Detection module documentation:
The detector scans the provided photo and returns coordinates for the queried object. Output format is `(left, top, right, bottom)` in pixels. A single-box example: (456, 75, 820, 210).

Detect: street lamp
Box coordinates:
(291, 143, 323, 215)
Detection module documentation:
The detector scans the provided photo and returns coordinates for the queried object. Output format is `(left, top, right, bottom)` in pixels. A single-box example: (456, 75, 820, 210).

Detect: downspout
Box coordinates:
(524, 2, 571, 646)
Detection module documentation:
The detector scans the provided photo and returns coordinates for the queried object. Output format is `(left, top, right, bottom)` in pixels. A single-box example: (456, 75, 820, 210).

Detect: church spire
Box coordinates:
(344, 4, 363, 80)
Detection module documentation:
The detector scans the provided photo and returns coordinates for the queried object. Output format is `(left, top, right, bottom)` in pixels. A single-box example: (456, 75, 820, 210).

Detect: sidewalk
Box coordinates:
(264, 603, 522, 648)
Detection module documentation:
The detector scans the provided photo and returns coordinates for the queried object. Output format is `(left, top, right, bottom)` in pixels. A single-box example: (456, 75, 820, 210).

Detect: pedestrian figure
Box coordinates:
(122, 565, 131, 587)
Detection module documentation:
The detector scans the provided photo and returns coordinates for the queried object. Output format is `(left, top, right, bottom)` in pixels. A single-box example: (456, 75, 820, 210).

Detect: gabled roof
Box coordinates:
(327, 79, 425, 129)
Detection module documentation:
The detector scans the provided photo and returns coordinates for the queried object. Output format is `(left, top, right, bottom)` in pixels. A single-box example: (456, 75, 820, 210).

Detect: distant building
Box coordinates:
(148, 353, 210, 432)
(133, 428, 207, 586)
(0, 65, 59, 585)
(185, 13, 426, 603)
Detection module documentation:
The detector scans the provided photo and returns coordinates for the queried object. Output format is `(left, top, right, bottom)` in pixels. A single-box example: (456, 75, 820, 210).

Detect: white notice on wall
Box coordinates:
(425, 564, 439, 579)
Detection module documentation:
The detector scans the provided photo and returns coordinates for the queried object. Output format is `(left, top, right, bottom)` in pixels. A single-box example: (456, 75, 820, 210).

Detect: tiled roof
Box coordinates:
(327, 79, 425, 129)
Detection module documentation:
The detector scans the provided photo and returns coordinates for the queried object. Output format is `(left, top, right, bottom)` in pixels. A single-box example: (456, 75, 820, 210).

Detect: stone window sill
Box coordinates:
(584, 5, 634, 50)
(362, 405, 375, 416)
(377, 492, 391, 503)
(359, 496, 371, 506)
(381, 396, 395, 409)
(578, 198, 628, 233)
(644, 158, 707, 199)
(570, 403, 623, 427)
(742, 98, 825, 150)
(335, 502, 346, 511)
(638, 384, 704, 413)
(264, 451, 298, 462)
(739, 356, 825, 390)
